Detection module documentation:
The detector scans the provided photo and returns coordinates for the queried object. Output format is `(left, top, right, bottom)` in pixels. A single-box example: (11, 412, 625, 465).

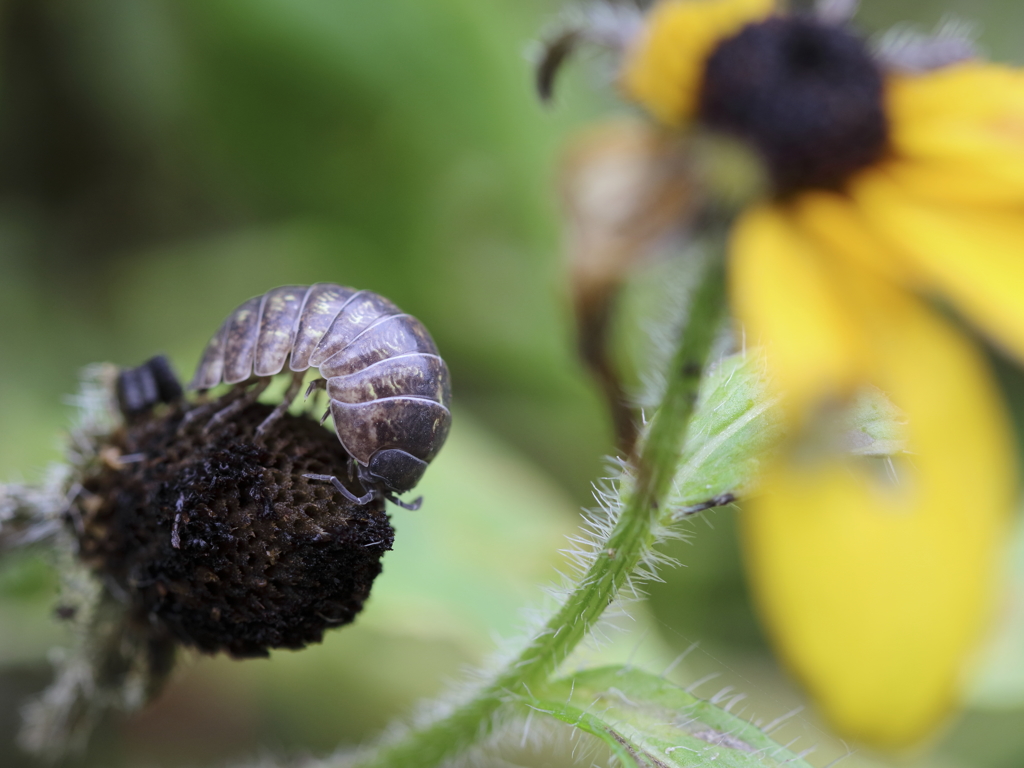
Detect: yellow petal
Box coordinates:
(729, 204, 871, 415)
(789, 190, 913, 284)
(742, 276, 1015, 747)
(852, 170, 1024, 365)
(875, 157, 1024, 208)
(886, 128, 1024, 206)
(890, 125, 1024, 188)
(885, 64, 1024, 206)
(621, 0, 775, 126)
(887, 63, 1024, 126)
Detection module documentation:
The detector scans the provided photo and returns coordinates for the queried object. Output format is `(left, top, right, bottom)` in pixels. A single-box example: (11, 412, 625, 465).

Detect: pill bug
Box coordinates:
(190, 284, 452, 509)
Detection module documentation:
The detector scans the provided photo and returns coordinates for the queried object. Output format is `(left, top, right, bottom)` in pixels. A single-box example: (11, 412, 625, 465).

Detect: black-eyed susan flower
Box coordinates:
(555, 0, 1024, 749)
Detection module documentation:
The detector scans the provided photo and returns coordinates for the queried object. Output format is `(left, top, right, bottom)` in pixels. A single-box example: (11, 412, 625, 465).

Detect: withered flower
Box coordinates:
(2, 358, 393, 759)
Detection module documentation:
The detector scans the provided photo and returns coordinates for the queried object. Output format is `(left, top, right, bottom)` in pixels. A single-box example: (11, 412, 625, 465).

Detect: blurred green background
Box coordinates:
(1, 1, 1024, 766)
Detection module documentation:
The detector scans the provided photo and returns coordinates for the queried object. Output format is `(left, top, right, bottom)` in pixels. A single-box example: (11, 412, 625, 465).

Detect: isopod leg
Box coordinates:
(304, 378, 326, 400)
(255, 372, 306, 440)
(205, 379, 270, 434)
(178, 386, 243, 434)
(303, 474, 375, 506)
(304, 378, 326, 416)
(385, 493, 423, 511)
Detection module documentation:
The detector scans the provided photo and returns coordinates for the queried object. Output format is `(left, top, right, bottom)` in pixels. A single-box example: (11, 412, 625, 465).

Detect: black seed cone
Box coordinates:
(74, 398, 393, 658)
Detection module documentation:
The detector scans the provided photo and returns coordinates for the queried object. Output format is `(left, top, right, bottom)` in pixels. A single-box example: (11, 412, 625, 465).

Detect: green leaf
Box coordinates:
(665, 354, 908, 516)
(529, 665, 815, 768)
(667, 352, 782, 516)
(840, 384, 907, 457)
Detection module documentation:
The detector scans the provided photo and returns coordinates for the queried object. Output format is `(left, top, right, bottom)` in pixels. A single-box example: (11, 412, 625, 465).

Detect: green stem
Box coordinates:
(349, 254, 728, 768)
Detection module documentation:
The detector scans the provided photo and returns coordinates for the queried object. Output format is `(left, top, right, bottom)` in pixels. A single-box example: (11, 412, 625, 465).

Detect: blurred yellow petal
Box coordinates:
(729, 204, 870, 414)
(887, 63, 1024, 126)
(852, 171, 1024, 364)
(889, 126, 1024, 194)
(742, 275, 1015, 747)
(884, 64, 1024, 206)
(621, 0, 774, 126)
(877, 157, 1024, 208)
(790, 190, 913, 283)
(887, 126, 1024, 206)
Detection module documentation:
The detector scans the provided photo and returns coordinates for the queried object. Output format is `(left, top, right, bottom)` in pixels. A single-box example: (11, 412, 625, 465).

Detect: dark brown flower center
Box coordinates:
(698, 16, 888, 196)
(75, 398, 394, 659)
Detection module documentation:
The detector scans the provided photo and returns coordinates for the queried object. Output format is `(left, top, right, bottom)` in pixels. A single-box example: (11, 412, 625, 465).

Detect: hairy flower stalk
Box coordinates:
(349, 250, 728, 768)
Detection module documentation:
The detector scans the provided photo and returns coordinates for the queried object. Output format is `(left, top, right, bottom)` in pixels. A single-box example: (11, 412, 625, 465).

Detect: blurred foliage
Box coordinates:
(532, 666, 817, 768)
(0, 0, 615, 501)
(1, 0, 1024, 767)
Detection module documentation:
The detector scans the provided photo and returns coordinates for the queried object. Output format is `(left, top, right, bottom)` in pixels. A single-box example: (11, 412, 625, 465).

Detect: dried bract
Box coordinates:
(560, 119, 694, 456)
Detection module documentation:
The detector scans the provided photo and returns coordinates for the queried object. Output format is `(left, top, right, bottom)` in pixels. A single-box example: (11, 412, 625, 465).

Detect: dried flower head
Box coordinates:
(6, 360, 393, 758)
(76, 394, 392, 658)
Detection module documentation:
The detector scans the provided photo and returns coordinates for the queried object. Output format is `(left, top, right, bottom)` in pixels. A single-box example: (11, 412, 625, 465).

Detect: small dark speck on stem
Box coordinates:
(682, 362, 702, 378)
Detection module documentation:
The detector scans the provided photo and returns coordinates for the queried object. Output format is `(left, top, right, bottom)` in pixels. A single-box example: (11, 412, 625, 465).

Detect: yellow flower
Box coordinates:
(622, 0, 1021, 749)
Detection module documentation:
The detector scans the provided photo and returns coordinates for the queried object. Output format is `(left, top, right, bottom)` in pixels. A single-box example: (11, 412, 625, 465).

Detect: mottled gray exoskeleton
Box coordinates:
(191, 284, 452, 509)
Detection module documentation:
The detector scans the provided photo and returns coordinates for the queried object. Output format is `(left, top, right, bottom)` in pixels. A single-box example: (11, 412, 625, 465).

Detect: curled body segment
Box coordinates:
(190, 283, 451, 495)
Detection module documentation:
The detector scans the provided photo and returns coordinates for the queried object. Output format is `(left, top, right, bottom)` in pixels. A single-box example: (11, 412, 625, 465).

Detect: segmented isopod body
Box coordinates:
(190, 284, 451, 503)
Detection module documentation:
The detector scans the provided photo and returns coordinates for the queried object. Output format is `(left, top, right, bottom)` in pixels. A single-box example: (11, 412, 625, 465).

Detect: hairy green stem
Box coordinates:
(349, 254, 728, 768)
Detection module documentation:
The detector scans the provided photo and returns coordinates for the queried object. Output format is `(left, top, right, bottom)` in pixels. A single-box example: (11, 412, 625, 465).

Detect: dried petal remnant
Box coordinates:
(74, 399, 393, 658)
